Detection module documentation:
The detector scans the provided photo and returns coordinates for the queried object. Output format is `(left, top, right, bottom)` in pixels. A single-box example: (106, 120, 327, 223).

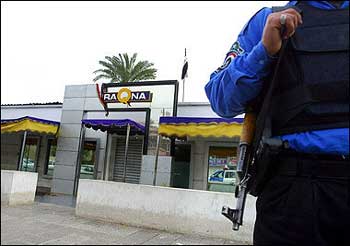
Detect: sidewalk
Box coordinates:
(1, 202, 249, 245)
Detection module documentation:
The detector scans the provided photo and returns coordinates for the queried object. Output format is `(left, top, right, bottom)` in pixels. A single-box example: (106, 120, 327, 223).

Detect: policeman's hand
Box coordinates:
(262, 8, 303, 56)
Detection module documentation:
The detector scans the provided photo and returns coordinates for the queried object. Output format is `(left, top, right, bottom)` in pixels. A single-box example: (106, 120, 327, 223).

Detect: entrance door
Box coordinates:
(171, 144, 191, 189)
(19, 137, 40, 172)
(113, 136, 143, 184)
(79, 140, 98, 179)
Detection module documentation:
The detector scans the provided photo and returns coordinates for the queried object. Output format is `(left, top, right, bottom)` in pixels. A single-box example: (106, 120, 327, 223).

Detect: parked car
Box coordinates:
(80, 164, 94, 175)
(208, 169, 236, 185)
(48, 160, 55, 170)
(22, 159, 34, 170)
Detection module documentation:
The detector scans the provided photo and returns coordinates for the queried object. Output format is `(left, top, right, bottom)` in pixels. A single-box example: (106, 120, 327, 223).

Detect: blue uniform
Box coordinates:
(205, 1, 349, 156)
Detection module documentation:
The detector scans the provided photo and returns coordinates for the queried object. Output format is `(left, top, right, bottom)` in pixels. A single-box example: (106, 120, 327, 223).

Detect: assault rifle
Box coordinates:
(221, 6, 302, 230)
(221, 111, 288, 231)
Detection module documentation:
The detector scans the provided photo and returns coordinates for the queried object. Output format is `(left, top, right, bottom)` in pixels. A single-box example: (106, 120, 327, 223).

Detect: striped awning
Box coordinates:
(82, 119, 145, 135)
(1, 116, 60, 135)
(158, 117, 243, 138)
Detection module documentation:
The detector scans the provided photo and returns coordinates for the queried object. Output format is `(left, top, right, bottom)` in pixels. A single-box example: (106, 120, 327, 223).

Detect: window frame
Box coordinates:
(18, 135, 41, 172)
(44, 138, 57, 176)
(205, 141, 238, 192)
(77, 138, 100, 180)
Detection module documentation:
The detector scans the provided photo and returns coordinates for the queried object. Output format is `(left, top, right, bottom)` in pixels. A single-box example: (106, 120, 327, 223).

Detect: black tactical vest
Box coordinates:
(270, 2, 349, 136)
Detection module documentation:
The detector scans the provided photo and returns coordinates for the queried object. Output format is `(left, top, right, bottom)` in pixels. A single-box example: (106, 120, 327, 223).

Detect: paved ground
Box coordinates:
(1, 202, 247, 245)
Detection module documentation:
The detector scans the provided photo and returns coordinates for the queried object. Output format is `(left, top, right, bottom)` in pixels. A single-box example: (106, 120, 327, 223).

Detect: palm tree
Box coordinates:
(93, 53, 157, 83)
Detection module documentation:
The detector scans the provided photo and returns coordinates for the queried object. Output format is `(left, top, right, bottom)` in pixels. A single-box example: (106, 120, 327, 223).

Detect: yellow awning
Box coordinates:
(158, 117, 243, 138)
(1, 116, 60, 135)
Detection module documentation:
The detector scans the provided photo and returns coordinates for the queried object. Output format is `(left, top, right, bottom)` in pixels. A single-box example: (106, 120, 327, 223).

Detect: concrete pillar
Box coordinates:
(51, 85, 86, 195)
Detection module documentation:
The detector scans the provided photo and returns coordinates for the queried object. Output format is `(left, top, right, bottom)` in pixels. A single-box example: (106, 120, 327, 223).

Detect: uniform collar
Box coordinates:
(289, 1, 349, 9)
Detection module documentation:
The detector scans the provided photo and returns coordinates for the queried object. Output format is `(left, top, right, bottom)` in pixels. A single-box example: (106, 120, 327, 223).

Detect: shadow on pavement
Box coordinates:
(35, 186, 76, 208)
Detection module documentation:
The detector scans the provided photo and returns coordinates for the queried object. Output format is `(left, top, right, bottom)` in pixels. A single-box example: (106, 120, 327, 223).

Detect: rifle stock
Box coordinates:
(236, 112, 256, 182)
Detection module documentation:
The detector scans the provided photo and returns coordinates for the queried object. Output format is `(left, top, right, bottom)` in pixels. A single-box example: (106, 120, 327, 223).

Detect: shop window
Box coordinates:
(148, 134, 171, 156)
(80, 141, 97, 179)
(159, 137, 171, 156)
(207, 146, 237, 193)
(45, 139, 57, 176)
(20, 138, 39, 172)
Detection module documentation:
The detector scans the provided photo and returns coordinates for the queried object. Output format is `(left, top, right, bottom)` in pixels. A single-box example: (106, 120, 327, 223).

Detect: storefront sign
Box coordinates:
(95, 81, 177, 118)
(103, 88, 153, 104)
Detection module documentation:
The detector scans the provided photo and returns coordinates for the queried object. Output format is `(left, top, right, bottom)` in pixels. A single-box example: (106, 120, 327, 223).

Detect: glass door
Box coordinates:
(45, 139, 57, 176)
(20, 137, 39, 172)
(79, 140, 98, 179)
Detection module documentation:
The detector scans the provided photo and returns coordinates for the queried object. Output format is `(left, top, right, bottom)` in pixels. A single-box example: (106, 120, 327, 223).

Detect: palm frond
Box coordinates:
(93, 52, 157, 83)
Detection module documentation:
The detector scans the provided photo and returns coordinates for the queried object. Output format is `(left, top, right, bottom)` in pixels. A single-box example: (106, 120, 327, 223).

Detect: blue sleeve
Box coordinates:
(204, 7, 275, 118)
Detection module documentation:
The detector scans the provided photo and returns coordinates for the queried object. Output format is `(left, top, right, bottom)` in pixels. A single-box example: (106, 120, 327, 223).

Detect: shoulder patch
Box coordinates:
(229, 41, 245, 55)
(214, 41, 245, 73)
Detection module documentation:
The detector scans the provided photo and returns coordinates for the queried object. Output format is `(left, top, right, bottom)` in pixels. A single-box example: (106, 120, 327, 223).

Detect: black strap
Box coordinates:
(251, 38, 290, 156)
(252, 6, 304, 154)
(248, 7, 303, 197)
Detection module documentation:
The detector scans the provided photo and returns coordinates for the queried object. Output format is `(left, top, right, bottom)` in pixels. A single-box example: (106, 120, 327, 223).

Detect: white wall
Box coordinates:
(1, 170, 38, 205)
(76, 180, 256, 243)
(1, 105, 62, 122)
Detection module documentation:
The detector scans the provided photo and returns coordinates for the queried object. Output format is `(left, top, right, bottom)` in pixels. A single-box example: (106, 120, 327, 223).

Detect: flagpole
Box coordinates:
(182, 77, 185, 102)
(181, 48, 187, 103)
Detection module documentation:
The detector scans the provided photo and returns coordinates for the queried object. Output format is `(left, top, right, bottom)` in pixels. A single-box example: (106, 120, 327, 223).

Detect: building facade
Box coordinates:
(1, 81, 243, 195)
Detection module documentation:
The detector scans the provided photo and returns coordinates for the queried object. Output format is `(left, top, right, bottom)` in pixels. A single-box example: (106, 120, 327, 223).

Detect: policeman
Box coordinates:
(205, 1, 349, 245)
